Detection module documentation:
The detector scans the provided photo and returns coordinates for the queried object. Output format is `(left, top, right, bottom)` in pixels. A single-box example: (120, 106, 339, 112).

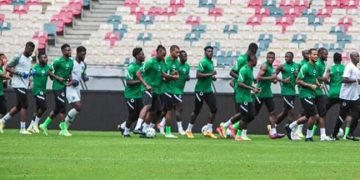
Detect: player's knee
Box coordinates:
(40, 106, 47, 114)
(244, 115, 254, 123)
(210, 107, 217, 114)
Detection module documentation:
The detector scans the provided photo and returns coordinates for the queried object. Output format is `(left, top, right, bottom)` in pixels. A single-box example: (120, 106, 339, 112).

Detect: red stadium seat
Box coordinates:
(276, 16, 294, 33)
(170, 0, 184, 9)
(186, 16, 201, 25)
(340, 0, 359, 9)
(148, 7, 162, 16)
(279, 0, 294, 8)
(0, 0, 11, 5)
(0, 14, 4, 23)
(316, 8, 332, 18)
(284, 7, 300, 17)
(248, 0, 262, 8)
(247, 16, 262, 29)
(208, 7, 223, 21)
(325, 0, 341, 10)
(13, 5, 28, 14)
(294, 0, 309, 11)
(130, 7, 144, 16)
(105, 32, 120, 48)
(25, 0, 40, 5)
(338, 16, 353, 32)
(161, 7, 176, 18)
(255, 7, 270, 18)
(124, 0, 139, 8)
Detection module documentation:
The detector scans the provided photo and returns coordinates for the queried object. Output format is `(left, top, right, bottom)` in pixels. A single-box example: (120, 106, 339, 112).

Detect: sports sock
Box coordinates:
(242, 129, 247, 137)
(59, 122, 67, 131)
(142, 123, 150, 132)
(207, 123, 213, 132)
(344, 127, 350, 137)
(65, 108, 79, 127)
(289, 121, 298, 130)
(120, 121, 126, 129)
(311, 124, 317, 135)
(134, 118, 144, 130)
(43, 117, 52, 127)
(160, 117, 166, 127)
(165, 126, 171, 135)
(150, 123, 155, 128)
(306, 129, 312, 138)
(236, 129, 242, 137)
(232, 121, 240, 129)
(223, 120, 232, 128)
(187, 123, 193, 132)
(34, 116, 41, 125)
(177, 121, 183, 131)
(2, 113, 12, 123)
(20, 122, 26, 130)
(320, 128, 326, 137)
(124, 127, 129, 135)
(271, 128, 276, 135)
(297, 124, 303, 132)
(332, 118, 343, 137)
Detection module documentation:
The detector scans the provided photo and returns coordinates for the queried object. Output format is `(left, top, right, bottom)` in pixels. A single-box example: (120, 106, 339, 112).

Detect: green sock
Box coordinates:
(165, 126, 171, 135)
(43, 117, 52, 127)
(233, 122, 240, 129)
(344, 127, 350, 137)
(59, 122, 67, 130)
(236, 129, 242, 137)
(312, 125, 317, 135)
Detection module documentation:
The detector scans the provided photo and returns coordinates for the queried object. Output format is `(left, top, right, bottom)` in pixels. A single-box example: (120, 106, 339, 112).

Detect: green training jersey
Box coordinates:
(195, 57, 214, 93)
(125, 62, 143, 99)
(165, 56, 180, 94)
(280, 62, 299, 96)
(231, 54, 248, 92)
(256, 61, 274, 98)
(141, 57, 163, 94)
(51, 56, 74, 91)
(0, 68, 4, 96)
(176, 63, 190, 95)
(32, 64, 51, 96)
(236, 64, 254, 103)
(315, 58, 326, 96)
(328, 64, 345, 98)
(299, 59, 308, 68)
(297, 62, 317, 98)
(159, 60, 168, 94)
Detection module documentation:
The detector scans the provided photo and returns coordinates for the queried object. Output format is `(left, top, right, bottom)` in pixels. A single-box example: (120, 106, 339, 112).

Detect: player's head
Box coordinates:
(132, 47, 145, 62)
(61, 43, 72, 58)
(318, 48, 328, 61)
(179, 50, 187, 63)
(170, 45, 180, 59)
(76, 46, 87, 62)
(302, 49, 309, 60)
(156, 45, 166, 60)
(266, 51, 275, 64)
(333, 52, 342, 64)
(38, 53, 48, 64)
(350, 52, 359, 65)
(0, 53, 7, 66)
(248, 54, 257, 67)
(247, 43, 258, 55)
(285, 51, 294, 63)
(24, 41, 35, 57)
(308, 48, 318, 62)
(204, 46, 213, 59)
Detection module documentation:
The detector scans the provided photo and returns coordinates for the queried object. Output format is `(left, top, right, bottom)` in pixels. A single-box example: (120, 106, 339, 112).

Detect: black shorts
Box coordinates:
(233, 93, 240, 113)
(315, 95, 327, 117)
(0, 95, 7, 115)
(126, 98, 143, 120)
(163, 93, 183, 112)
(54, 89, 67, 114)
(255, 96, 275, 114)
(339, 99, 360, 119)
(15, 88, 28, 109)
(239, 102, 255, 122)
(282, 95, 295, 110)
(326, 97, 341, 111)
(35, 93, 47, 112)
(143, 90, 161, 112)
(193, 91, 217, 114)
(300, 98, 318, 118)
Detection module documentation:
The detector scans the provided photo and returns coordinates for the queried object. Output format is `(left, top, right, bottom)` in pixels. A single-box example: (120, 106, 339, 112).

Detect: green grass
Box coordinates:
(0, 130, 359, 179)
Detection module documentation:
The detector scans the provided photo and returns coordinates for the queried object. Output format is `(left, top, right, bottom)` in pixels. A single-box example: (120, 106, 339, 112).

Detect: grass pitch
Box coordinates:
(0, 130, 359, 179)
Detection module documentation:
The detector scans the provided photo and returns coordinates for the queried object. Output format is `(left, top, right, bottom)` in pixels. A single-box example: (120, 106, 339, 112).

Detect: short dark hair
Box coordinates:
(248, 43, 258, 54)
(76, 46, 86, 53)
(285, 51, 294, 57)
(132, 47, 143, 58)
(26, 41, 35, 49)
(267, 51, 275, 56)
(61, 43, 71, 51)
(0, 53, 4, 57)
(170, 45, 180, 52)
(204, 46, 213, 51)
(179, 50, 187, 55)
(333, 52, 342, 63)
(309, 48, 317, 54)
(318, 47, 327, 54)
(37, 53, 47, 59)
(156, 44, 166, 52)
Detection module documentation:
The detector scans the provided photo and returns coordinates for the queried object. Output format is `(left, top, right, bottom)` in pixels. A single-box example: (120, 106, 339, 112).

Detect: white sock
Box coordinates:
(306, 129, 312, 138)
(34, 116, 41, 125)
(65, 108, 79, 127)
(289, 121, 298, 130)
(160, 117, 166, 126)
(187, 123, 193, 132)
(242, 129, 248, 137)
(120, 121, 126, 129)
(297, 124, 304, 131)
(2, 113, 12, 123)
(135, 118, 144, 130)
(150, 123, 155, 128)
(142, 123, 150, 133)
(320, 128, 326, 137)
(20, 122, 26, 130)
(207, 123, 213, 132)
(124, 127, 129, 135)
(177, 121, 183, 131)
(271, 128, 277, 135)
(29, 120, 35, 127)
(224, 120, 232, 128)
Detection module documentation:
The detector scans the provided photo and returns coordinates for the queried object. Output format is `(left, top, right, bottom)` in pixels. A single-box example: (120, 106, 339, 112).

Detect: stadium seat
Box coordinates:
(247, 16, 262, 29)
(338, 17, 353, 32)
(258, 33, 273, 43)
(186, 16, 201, 25)
(0, 22, 11, 35)
(11, 0, 26, 5)
(170, 0, 185, 8)
(325, 0, 341, 10)
(329, 26, 345, 35)
(124, 0, 139, 8)
(317, 8, 332, 18)
(208, 7, 223, 21)
(113, 23, 128, 34)
(184, 32, 200, 46)
(340, 0, 359, 10)
(206, 41, 221, 52)
(301, 8, 316, 18)
(329, 43, 344, 52)
(148, 7, 162, 16)
(223, 24, 238, 39)
(13, 5, 28, 15)
(314, 43, 330, 49)
(269, 7, 285, 17)
(139, 15, 154, 29)
(263, 0, 277, 8)
(43, 23, 57, 45)
(161, 7, 177, 19)
(308, 16, 324, 30)
(292, 34, 307, 48)
(199, 0, 216, 8)
(107, 15, 122, 25)
(284, 8, 300, 18)
(255, 7, 270, 18)
(248, 0, 262, 8)
(0, 0, 11, 5)
(276, 16, 294, 33)
(337, 34, 352, 44)
(191, 24, 206, 34)
(279, 0, 294, 8)
(105, 32, 120, 48)
(130, 7, 145, 17)
(0, 14, 4, 23)
(137, 32, 152, 45)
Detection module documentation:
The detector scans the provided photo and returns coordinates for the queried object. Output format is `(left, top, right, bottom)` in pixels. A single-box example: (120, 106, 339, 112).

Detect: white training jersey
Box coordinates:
(339, 62, 360, 101)
(71, 60, 85, 82)
(9, 54, 32, 88)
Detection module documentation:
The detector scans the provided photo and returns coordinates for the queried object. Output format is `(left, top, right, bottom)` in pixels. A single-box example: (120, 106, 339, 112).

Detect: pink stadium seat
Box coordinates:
(284, 7, 300, 17)
(64, 3, 82, 15)
(248, 0, 262, 8)
(26, 0, 40, 5)
(325, 0, 341, 10)
(247, 16, 262, 28)
(0, 14, 4, 23)
(148, 7, 162, 16)
(13, 5, 28, 14)
(276, 16, 294, 33)
(124, 0, 138, 8)
(130, 7, 144, 16)
(317, 8, 332, 18)
(170, 0, 185, 9)
(161, 7, 176, 18)
(340, 0, 359, 9)
(338, 16, 353, 32)
(59, 10, 74, 23)
(208, 7, 223, 21)
(186, 16, 201, 25)
(294, 0, 309, 11)
(105, 32, 120, 48)
(279, 0, 294, 8)
(0, 0, 11, 5)
(255, 7, 270, 18)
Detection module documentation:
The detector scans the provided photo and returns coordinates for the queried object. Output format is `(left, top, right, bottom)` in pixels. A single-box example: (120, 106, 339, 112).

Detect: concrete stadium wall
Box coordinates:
(3, 90, 359, 135)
